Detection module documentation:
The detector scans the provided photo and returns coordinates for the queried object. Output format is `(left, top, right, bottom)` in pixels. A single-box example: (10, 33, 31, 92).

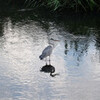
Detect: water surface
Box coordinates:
(0, 11, 100, 100)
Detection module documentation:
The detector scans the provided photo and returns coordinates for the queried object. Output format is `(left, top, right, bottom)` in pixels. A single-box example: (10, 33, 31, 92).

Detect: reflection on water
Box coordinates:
(0, 12, 100, 100)
(40, 64, 59, 77)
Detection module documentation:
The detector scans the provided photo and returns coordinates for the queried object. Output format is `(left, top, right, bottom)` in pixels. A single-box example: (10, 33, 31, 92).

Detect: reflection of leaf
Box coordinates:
(65, 50, 68, 55)
(74, 41, 78, 51)
(95, 34, 100, 48)
(65, 43, 68, 49)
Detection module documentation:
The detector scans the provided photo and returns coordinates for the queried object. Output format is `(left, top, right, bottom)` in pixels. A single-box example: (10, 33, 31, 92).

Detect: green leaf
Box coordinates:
(78, 0, 86, 11)
(90, 0, 97, 5)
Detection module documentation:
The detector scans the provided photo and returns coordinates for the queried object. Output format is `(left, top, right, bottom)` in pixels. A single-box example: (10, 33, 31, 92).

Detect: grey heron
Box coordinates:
(39, 38, 60, 65)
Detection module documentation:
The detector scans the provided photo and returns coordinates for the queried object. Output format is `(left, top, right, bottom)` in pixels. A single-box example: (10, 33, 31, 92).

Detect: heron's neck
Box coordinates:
(49, 43, 55, 48)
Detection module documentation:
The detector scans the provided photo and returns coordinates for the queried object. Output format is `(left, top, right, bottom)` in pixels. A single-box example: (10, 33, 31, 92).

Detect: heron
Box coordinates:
(39, 38, 59, 65)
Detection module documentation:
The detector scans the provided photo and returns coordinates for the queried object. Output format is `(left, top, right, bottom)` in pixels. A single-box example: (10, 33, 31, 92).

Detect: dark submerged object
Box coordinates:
(40, 64, 59, 77)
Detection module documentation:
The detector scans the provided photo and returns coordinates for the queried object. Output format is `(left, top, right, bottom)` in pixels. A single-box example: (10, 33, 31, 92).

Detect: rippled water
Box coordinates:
(0, 11, 100, 100)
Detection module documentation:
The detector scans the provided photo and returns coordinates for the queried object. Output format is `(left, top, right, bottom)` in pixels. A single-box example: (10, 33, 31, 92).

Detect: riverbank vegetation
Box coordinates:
(0, 0, 100, 13)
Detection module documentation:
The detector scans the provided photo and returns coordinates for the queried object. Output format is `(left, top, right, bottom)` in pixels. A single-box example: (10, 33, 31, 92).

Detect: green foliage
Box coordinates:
(46, 0, 60, 10)
(4, 0, 100, 12)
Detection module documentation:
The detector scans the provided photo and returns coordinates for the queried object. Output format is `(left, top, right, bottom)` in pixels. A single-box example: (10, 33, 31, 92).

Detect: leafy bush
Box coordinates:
(2, 0, 100, 12)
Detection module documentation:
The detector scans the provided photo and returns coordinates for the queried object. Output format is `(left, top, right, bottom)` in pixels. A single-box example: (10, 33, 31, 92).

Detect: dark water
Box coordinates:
(0, 10, 100, 100)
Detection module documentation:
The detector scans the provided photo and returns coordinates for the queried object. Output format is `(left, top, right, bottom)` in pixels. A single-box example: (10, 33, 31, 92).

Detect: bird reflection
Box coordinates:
(40, 64, 59, 77)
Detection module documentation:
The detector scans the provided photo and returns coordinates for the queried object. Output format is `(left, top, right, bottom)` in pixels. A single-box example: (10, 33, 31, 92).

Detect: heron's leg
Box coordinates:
(49, 56, 51, 65)
(45, 58, 47, 65)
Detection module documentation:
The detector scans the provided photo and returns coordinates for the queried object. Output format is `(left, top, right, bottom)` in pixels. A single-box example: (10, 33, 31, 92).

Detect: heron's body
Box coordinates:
(39, 38, 59, 65)
(39, 45, 53, 60)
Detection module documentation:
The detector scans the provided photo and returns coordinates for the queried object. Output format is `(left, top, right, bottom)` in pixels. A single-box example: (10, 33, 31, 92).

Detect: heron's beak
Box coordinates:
(54, 39, 60, 41)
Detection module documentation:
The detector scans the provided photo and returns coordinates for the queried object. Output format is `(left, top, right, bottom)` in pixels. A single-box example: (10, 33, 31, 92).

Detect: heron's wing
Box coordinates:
(42, 46, 53, 57)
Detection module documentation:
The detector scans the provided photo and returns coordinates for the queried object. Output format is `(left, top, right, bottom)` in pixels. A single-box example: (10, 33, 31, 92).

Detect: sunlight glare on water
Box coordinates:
(0, 15, 100, 100)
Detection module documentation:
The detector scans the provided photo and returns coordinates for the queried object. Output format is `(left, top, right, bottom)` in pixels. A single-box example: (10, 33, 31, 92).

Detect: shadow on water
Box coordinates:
(40, 64, 59, 77)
